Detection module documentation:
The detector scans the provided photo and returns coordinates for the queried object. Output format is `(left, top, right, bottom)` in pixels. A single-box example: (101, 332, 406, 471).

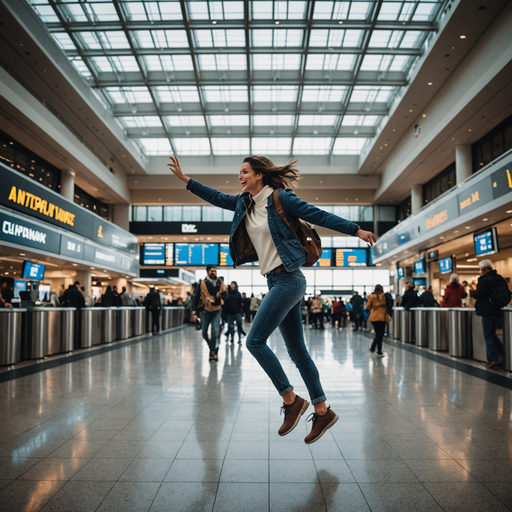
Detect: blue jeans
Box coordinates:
(246, 269, 326, 404)
(482, 316, 504, 362)
(201, 310, 221, 353)
(227, 312, 244, 342)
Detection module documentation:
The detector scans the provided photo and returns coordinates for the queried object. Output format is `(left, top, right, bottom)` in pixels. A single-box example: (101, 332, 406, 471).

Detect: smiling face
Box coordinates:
(239, 161, 264, 196)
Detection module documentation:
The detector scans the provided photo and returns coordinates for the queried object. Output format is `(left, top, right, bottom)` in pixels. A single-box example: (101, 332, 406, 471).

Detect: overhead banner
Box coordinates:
(0, 163, 137, 255)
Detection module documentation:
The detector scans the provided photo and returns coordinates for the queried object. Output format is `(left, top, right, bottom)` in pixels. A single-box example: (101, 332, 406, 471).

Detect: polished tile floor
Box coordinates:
(1, 325, 512, 511)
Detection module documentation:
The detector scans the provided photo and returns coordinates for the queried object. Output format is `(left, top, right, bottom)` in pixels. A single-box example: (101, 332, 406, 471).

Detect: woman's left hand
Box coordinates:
(357, 229, 377, 246)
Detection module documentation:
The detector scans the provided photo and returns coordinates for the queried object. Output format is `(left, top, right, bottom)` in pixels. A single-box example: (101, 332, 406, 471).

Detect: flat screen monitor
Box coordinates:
(413, 277, 427, 286)
(219, 244, 233, 267)
(141, 243, 173, 266)
(474, 228, 498, 257)
(38, 284, 51, 302)
(312, 249, 332, 267)
(13, 280, 27, 299)
(21, 261, 45, 281)
(175, 243, 219, 266)
(414, 259, 425, 274)
(439, 257, 453, 274)
(333, 248, 367, 267)
(397, 267, 405, 279)
(427, 250, 438, 261)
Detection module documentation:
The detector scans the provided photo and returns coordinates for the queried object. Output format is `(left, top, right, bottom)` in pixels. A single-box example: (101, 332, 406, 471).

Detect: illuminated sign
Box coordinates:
(181, 223, 198, 233)
(492, 165, 512, 199)
(312, 249, 332, 267)
(425, 209, 448, 230)
(334, 248, 367, 267)
(439, 257, 453, 274)
(459, 191, 480, 210)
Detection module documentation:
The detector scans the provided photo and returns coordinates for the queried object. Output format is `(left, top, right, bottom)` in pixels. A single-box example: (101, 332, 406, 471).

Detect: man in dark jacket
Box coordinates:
(101, 285, 116, 307)
(420, 286, 439, 307)
(350, 291, 364, 331)
(471, 260, 509, 369)
(225, 281, 246, 344)
(401, 283, 421, 310)
(61, 281, 85, 309)
(146, 286, 162, 333)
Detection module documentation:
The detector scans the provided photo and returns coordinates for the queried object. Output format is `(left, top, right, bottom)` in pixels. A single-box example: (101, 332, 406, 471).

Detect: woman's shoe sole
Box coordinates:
(305, 414, 339, 444)
(279, 399, 310, 437)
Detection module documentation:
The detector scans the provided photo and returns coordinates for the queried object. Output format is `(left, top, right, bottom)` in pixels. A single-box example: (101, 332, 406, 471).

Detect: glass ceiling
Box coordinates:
(28, 0, 446, 157)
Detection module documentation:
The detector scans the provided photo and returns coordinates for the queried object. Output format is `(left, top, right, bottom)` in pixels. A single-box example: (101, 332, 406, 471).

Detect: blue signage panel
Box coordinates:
(22, 261, 45, 280)
(414, 259, 425, 274)
(474, 229, 498, 257)
(334, 248, 367, 267)
(439, 257, 453, 274)
(13, 280, 27, 298)
(397, 267, 405, 279)
(142, 243, 165, 265)
(175, 243, 220, 266)
(312, 249, 333, 267)
(219, 244, 233, 267)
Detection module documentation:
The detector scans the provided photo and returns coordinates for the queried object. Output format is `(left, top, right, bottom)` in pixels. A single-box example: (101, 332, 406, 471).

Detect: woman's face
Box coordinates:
(239, 161, 262, 195)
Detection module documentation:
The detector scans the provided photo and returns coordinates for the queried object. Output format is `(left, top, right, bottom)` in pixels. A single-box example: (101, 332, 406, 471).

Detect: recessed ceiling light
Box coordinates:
(482, 218, 488, 221)
(354, 130, 359, 135)
(177, 108, 182, 112)
(454, 230, 459, 233)
(409, 109, 413, 112)
(422, 114, 426, 118)
(507, 210, 512, 213)
(338, 20, 343, 24)
(439, 236, 445, 239)
(468, 129, 472, 132)
(465, 226, 471, 229)
(212, 20, 217, 24)
(72, 263, 78, 266)
(224, 108, 229, 112)
(275, 20, 280, 24)
(20, 253, 25, 256)
(460, 35, 466, 39)
(427, 82, 433, 86)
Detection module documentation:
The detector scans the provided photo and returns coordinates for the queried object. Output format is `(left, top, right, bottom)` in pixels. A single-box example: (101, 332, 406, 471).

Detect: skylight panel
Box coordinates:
(413, 3, 438, 22)
(57, 3, 88, 22)
(138, 138, 173, 156)
(293, 138, 332, 155)
(360, 55, 393, 72)
(166, 116, 206, 127)
(77, 32, 131, 50)
(87, 2, 119, 22)
(202, 86, 248, 103)
(377, 2, 402, 21)
(123, 1, 183, 21)
(253, 54, 302, 71)
(252, 1, 308, 20)
(252, 86, 298, 102)
(134, 30, 189, 49)
(173, 138, 211, 155)
(211, 138, 250, 155)
(30, 5, 59, 23)
(209, 116, 249, 126)
(253, 116, 294, 126)
(252, 30, 304, 47)
(313, 1, 350, 20)
(302, 86, 346, 103)
(252, 138, 292, 155)
(92, 56, 140, 73)
(104, 86, 153, 104)
(52, 32, 76, 51)
(143, 55, 194, 72)
(188, 1, 244, 20)
(306, 54, 355, 71)
(120, 117, 162, 128)
(298, 115, 337, 127)
(348, 1, 371, 20)
(398, 2, 415, 22)
(194, 29, 246, 48)
(351, 86, 395, 103)
(155, 86, 200, 103)
(198, 54, 247, 71)
(309, 30, 362, 48)
(400, 31, 423, 48)
(342, 115, 380, 126)
(389, 55, 411, 71)
(369, 31, 402, 48)
(70, 57, 92, 79)
(332, 138, 367, 155)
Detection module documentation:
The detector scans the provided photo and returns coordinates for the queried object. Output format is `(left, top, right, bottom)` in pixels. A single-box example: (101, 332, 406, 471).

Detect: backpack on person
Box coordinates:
(489, 285, 512, 308)
(273, 190, 322, 267)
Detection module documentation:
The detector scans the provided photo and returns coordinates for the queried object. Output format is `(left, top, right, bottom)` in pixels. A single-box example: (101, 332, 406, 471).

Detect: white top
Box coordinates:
(245, 185, 283, 275)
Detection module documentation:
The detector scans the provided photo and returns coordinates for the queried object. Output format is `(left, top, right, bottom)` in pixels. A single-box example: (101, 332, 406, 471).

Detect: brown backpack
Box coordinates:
(273, 190, 322, 267)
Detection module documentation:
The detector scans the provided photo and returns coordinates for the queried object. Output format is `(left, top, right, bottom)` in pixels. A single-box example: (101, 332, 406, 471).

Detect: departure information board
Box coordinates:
(334, 248, 367, 267)
(312, 249, 332, 267)
(439, 257, 453, 274)
(219, 244, 233, 266)
(414, 259, 425, 274)
(474, 228, 498, 257)
(175, 243, 219, 266)
(142, 243, 173, 265)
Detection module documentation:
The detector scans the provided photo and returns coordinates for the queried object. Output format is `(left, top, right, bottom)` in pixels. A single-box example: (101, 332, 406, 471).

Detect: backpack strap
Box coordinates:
(273, 189, 292, 227)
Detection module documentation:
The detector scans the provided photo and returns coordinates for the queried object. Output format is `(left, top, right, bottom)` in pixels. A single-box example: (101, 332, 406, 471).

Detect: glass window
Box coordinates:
(172, 138, 211, 155)
(155, 86, 200, 103)
(147, 206, 163, 222)
(223, 209, 234, 222)
(309, 30, 363, 48)
(211, 138, 250, 155)
(293, 138, 332, 155)
(202, 86, 248, 103)
(133, 206, 147, 222)
(253, 54, 302, 71)
(166, 116, 206, 127)
(143, 55, 194, 72)
(302, 87, 346, 103)
(104, 87, 153, 104)
(198, 54, 247, 71)
(306, 54, 355, 71)
(332, 269, 353, 287)
(252, 138, 292, 155)
(252, 86, 299, 102)
(188, 1, 244, 20)
(164, 206, 183, 222)
(298, 115, 337, 127)
(194, 29, 245, 47)
(332, 138, 368, 155)
(122, 1, 183, 21)
(137, 138, 173, 156)
(252, 1, 308, 20)
(182, 206, 202, 221)
(119, 116, 162, 128)
(202, 206, 224, 222)
(133, 30, 189, 49)
(253, 116, 294, 126)
(209, 116, 249, 126)
(252, 29, 304, 47)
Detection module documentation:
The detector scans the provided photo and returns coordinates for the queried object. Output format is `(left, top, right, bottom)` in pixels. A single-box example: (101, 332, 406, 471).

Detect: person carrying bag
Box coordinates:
(366, 284, 391, 357)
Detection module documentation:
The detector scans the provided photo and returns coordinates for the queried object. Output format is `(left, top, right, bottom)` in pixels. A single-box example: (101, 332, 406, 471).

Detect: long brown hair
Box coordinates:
(373, 284, 384, 294)
(243, 155, 300, 189)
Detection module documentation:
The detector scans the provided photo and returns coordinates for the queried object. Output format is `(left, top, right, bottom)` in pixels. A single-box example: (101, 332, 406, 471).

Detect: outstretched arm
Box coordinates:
(167, 156, 239, 211)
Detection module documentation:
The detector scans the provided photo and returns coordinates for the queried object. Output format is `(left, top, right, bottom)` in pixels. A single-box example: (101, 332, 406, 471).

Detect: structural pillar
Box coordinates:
(60, 170, 75, 201)
(411, 184, 423, 215)
(455, 145, 472, 184)
(74, 270, 92, 295)
(113, 204, 130, 231)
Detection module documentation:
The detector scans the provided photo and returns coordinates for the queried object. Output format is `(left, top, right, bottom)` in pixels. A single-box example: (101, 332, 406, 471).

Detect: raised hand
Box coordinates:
(357, 229, 377, 246)
(167, 156, 190, 184)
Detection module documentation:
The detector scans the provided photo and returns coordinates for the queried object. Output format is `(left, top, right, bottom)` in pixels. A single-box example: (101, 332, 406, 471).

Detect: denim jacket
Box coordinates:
(186, 179, 360, 271)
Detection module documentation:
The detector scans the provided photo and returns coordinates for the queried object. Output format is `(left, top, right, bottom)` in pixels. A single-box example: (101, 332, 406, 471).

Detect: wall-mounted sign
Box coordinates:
(491, 164, 512, 199)
(181, 223, 198, 233)
(457, 177, 493, 215)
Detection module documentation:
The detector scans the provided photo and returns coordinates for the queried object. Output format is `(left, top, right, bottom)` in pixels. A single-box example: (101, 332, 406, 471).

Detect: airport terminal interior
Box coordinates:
(1, 0, 512, 510)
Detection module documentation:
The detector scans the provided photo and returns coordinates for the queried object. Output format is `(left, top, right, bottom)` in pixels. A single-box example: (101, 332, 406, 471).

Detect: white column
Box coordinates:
(113, 204, 130, 231)
(455, 145, 472, 184)
(60, 170, 75, 201)
(411, 184, 423, 215)
(74, 270, 91, 294)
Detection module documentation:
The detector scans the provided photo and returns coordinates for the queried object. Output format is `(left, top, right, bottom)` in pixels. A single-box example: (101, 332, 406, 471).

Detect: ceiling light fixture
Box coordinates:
(275, 20, 280, 25)
(482, 218, 488, 221)
(460, 35, 466, 39)
(338, 20, 343, 24)
(212, 20, 217, 24)
(427, 82, 433, 86)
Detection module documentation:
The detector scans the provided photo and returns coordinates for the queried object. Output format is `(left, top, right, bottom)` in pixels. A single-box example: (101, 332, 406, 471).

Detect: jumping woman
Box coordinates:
(168, 155, 377, 444)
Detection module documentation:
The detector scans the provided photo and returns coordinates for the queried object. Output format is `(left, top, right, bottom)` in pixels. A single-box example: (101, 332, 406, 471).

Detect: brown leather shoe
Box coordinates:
(278, 395, 310, 436)
(304, 407, 339, 444)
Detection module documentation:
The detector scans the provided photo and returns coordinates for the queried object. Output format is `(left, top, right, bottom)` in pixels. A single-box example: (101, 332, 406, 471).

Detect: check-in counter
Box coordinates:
(427, 308, 449, 351)
(0, 308, 26, 365)
(101, 308, 116, 344)
(471, 311, 488, 362)
(80, 308, 102, 348)
(395, 307, 413, 343)
(161, 307, 185, 331)
(411, 308, 429, 347)
(132, 307, 145, 337)
(117, 308, 132, 340)
(25, 307, 75, 359)
(449, 308, 472, 358)
(391, 308, 401, 340)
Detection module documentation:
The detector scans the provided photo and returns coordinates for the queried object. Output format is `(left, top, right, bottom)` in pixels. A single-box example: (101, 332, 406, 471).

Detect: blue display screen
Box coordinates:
(13, 280, 27, 298)
(334, 248, 367, 267)
(175, 243, 219, 266)
(142, 243, 173, 265)
(21, 261, 45, 281)
(474, 229, 498, 257)
(219, 244, 233, 266)
(397, 267, 405, 279)
(439, 257, 453, 274)
(414, 260, 425, 274)
(312, 249, 333, 267)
